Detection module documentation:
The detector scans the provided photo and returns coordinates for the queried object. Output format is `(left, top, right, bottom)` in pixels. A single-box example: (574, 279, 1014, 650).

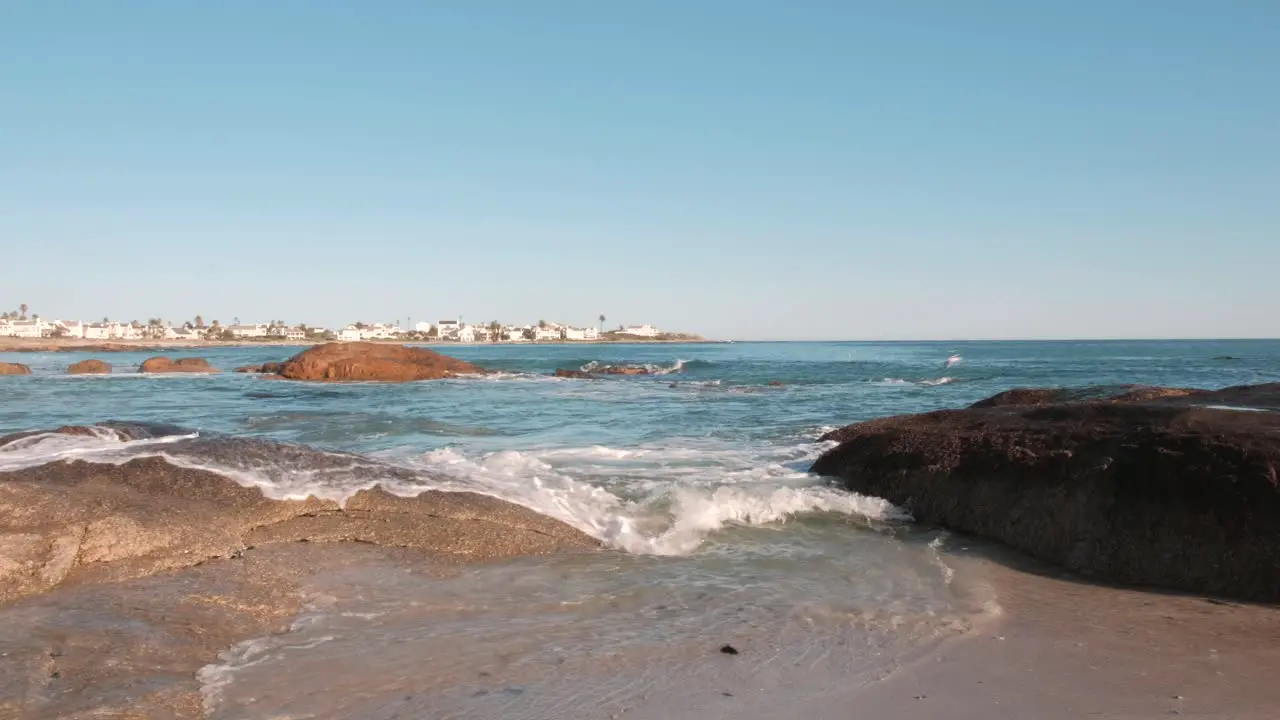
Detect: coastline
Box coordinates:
(0, 337, 720, 353)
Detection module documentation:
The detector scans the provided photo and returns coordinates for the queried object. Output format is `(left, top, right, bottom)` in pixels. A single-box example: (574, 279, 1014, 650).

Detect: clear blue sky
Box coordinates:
(2, 1, 1277, 340)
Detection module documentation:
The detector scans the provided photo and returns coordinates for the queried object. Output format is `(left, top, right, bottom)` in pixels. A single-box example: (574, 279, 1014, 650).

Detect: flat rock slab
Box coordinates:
(0, 454, 597, 603)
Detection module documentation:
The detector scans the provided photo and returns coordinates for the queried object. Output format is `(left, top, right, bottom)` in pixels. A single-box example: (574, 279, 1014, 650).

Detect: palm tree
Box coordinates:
(598, 314, 606, 333)
(538, 319, 547, 329)
(19, 303, 28, 320)
(233, 317, 240, 326)
(194, 314, 205, 328)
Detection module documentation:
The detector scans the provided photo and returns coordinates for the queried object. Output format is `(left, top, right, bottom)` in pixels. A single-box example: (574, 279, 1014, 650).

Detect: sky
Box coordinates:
(2, 1, 1277, 340)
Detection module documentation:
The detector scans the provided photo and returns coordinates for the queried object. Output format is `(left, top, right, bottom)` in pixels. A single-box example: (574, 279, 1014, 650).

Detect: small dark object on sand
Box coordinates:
(720, 644, 739, 655)
(1214, 356, 1239, 361)
(767, 380, 784, 387)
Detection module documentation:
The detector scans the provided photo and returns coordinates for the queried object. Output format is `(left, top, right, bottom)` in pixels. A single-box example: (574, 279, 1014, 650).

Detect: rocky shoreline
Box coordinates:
(0, 429, 598, 604)
(811, 383, 1280, 602)
(0, 425, 599, 717)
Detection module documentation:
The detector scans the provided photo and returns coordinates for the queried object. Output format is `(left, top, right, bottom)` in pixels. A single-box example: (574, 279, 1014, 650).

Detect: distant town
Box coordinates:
(0, 306, 698, 344)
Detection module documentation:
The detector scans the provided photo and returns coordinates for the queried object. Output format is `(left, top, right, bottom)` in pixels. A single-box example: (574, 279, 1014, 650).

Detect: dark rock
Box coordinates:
(597, 365, 650, 376)
(67, 359, 112, 374)
(274, 342, 483, 382)
(554, 368, 596, 379)
(720, 645, 739, 655)
(812, 383, 1280, 602)
(969, 385, 1199, 409)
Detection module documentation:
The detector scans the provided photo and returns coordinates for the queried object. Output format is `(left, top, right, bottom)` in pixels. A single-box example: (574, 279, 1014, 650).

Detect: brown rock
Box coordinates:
(235, 362, 286, 374)
(139, 356, 218, 373)
(767, 380, 785, 387)
(812, 383, 1280, 601)
(597, 365, 650, 376)
(0, 453, 597, 603)
(274, 342, 483, 382)
(67, 359, 112, 374)
(0, 362, 31, 375)
(970, 385, 1201, 409)
(554, 368, 596, 379)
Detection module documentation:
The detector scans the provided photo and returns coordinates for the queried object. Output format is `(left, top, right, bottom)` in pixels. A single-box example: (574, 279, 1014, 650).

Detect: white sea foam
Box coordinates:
(394, 440, 904, 555)
(578, 359, 689, 375)
(920, 376, 956, 386)
(3, 422, 901, 556)
(0, 428, 199, 472)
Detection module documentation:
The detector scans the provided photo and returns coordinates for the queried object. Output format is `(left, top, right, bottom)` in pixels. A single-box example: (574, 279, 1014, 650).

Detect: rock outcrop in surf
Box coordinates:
(0, 362, 31, 375)
(0, 426, 597, 602)
(139, 356, 218, 373)
(67, 359, 112, 374)
(235, 362, 286, 374)
(265, 342, 484, 382)
(811, 383, 1280, 602)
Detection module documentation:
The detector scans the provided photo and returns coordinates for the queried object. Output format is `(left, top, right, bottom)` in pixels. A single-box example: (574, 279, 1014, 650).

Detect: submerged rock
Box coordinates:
(553, 368, 596, 379)
(139, 356, 217, 373)
(0, 451, 597, 602)
(67, 359, 112, 375)
(812, 383, 1280, 601)
(553, 364, 652, 379)
(273, 342, 483, 382)
(597, 365, 650, 375)
(0, 362, 31, 376)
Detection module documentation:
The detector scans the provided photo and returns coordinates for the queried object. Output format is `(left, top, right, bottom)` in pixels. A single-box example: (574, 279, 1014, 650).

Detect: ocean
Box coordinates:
(2, 339, 1278, 718)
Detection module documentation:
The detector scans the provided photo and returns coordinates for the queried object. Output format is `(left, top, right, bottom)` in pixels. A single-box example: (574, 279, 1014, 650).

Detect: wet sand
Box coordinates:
(2, 539, 1279, 719)
(836, 553, 1280, 720)
(0, 543, 449, 719)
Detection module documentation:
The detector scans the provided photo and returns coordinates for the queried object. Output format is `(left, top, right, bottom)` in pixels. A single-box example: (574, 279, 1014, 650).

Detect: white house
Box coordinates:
(284, 327, 307, 341)
(115, 323, 144, 340)
(366, 323, 402, 339)
(338, 325, 364, 341)
(228, 324, 266, 339)
(504, 327, 527, 342)
(55, 320, 87, 338)
(165, 327, 200, 340)
(414, 321, 433, 334)
(456, 325, 476, 343)
(533, 326, 560, 342)
(83, 323, 112, 340)
(619, 324, 660, 337)
(1, 319, 49, 338)
(436, 319, 460, 340)
(562, 326, 600, 341)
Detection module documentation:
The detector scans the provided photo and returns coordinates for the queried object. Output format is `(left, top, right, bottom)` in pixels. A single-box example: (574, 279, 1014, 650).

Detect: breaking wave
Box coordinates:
(0, 424, 905, 556)
(578, 358, 706, 375)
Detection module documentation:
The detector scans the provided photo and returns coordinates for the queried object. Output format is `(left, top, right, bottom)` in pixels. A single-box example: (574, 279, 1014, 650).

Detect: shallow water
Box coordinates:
(3, 340, 1277, 716)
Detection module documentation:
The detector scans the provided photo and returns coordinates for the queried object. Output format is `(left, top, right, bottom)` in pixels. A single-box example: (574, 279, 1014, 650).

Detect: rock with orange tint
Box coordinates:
(139, 357, 218, 373)
(274, 342, 484, 382)
(67, 359, 112, 374)
(235, 362, 286, 374)
(0, 362, 31, 375)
